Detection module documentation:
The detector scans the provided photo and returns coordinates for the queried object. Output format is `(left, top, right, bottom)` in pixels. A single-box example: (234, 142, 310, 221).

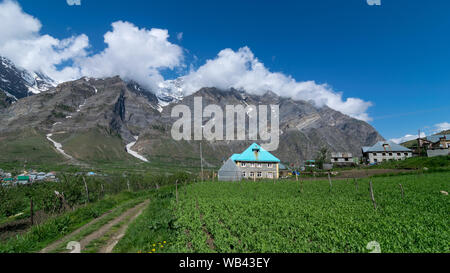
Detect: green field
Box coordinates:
(118, 172, 450, 253)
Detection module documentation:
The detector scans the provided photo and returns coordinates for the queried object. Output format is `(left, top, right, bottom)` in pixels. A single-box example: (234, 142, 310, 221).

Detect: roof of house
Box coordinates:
(230, 154, 241, 161)
(219, 158, 241, 172)
(17, 176, 29, 180)
(362, 141, 412, 153)
(426, 134, 450, 143)
(232, 143, 281, 163)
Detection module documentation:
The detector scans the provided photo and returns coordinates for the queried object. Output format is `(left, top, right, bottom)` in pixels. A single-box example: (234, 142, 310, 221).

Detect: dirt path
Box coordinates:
(39, 209, 115, 253)
(99, 201, 149, 253)
(74, 200, 149, 253)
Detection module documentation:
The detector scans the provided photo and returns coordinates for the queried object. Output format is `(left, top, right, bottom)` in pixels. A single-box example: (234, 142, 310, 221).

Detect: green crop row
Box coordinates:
(170, 172, 449, 253)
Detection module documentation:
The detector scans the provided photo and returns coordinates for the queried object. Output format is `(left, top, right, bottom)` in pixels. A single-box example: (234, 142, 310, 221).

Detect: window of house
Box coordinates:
(382, 153, 386, 156)
(345, 158, 349, 161)
(374, 159, 378, 163)
(257, 172, 262, 177)
(257, 163, 262, 168)
(404, 153, 408, 156)
(250, 172, 254, 177)
(389, 153, 393, 156)
(250, 163, 255, 167)
(241, 163, 246, 167)
(268, 163, 273, 168)
(373, 153, 377, 156)
(242, 172, 246, 177)
(397, 153, 401, 156)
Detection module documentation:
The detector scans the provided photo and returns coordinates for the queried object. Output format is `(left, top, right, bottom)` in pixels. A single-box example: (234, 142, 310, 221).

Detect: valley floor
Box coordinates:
(1, 171, 448, 253)
(110, 171, 449, 253)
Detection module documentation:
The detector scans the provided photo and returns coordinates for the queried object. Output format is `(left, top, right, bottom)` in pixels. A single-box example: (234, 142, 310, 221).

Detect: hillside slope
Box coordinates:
(0, 77, 384, 166)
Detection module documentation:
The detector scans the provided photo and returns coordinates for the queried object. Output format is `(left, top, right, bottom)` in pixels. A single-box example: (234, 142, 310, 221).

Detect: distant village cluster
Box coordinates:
(418, 134, 450, 157)
(0, 169, 58, 186)
(218, 135, 450, 182)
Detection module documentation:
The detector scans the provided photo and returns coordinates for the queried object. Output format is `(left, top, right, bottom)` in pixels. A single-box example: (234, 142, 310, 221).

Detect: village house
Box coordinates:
(416, 134, 450, 157)
(422, 134, 450, 149)
(331, 152, 359, 166)
(362, 141, 413, 164)
(218, 143, 281, 181)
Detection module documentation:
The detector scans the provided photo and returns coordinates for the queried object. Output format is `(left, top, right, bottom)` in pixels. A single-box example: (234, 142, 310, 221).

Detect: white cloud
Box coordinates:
(390, 132, 426, 144)
(176, 32, 183, 41)
(77, 21, 183, 90)
(0, 1, 372, 121)
(434, 122, 450, 133)
(0, 0, 89, 82)
(179, 47, 372, 121)
(0, 1, 183, 89)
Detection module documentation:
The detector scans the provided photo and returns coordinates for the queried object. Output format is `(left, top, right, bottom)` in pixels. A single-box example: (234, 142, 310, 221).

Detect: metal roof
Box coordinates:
(230, 154, 241, 161)
(232, 143, 281, 163)
(362, 141, 412, 153)
(426, 134, 450, 143)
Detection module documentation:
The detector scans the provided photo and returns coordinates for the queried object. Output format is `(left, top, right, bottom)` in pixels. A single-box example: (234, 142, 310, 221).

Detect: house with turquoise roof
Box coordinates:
(218, 143, 281, 181)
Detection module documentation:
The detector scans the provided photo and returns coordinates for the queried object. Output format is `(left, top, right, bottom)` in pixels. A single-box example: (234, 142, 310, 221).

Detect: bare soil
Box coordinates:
(0, 211, 50, 242)
(99, 200, 149, 253)
(73, 200, 149, 253)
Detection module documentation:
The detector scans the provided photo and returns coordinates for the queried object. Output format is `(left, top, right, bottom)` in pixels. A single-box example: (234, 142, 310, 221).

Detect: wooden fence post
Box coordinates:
(328, 172, 332, 192)
(369, 180, 377, 210)
(127, 180, 131, 191)
(176, 180, 179, 204)
(83, 177, 89, 204)
(399, 184, 404, 199)
(30, 197, 34, 226)
(354, 178, 358, 191)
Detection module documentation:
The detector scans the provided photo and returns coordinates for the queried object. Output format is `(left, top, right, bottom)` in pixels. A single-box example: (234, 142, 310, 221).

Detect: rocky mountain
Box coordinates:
(0, 56, 56, 105)
(0, 75, 384, 166)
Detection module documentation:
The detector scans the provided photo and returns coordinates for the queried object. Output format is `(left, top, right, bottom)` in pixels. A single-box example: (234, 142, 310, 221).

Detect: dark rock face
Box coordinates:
(0, 89, 13, 109)
(0, 77, 384, 166)
(145, 87, 384, 165)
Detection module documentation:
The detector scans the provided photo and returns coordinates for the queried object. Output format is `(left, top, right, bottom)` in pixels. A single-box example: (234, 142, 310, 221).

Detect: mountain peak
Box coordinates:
(0, 55, 56, 100)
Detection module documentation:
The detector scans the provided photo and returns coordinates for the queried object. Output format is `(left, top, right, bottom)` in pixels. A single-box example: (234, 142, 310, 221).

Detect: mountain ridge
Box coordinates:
(0, 75, 384, 166)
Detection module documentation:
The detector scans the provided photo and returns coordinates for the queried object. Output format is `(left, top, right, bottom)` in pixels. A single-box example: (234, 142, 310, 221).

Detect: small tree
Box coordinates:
(315, 147, 329, 170)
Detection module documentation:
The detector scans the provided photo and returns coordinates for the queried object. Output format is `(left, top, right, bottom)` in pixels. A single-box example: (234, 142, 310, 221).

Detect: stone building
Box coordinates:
(362, 141, 413, 164)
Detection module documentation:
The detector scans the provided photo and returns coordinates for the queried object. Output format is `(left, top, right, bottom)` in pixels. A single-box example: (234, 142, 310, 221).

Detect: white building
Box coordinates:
(362, 141, 413, 164)
(331, 152, 358, 166)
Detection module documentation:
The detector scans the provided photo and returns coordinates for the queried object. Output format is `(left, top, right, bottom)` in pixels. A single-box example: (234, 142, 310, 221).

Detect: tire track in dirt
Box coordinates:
(98, 201, 149, 253)
(39, 209, 115, 253)
(72, 200, 150, 253)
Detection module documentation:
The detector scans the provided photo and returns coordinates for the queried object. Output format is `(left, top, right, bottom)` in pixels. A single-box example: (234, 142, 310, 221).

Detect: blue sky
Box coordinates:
(4, 0, 450, 141)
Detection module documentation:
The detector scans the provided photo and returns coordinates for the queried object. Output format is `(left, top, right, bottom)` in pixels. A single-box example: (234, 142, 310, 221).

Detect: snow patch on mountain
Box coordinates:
(126, 136, 148, 162)
(156, 78, 184, 107)
(46, 133, 73, 159)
